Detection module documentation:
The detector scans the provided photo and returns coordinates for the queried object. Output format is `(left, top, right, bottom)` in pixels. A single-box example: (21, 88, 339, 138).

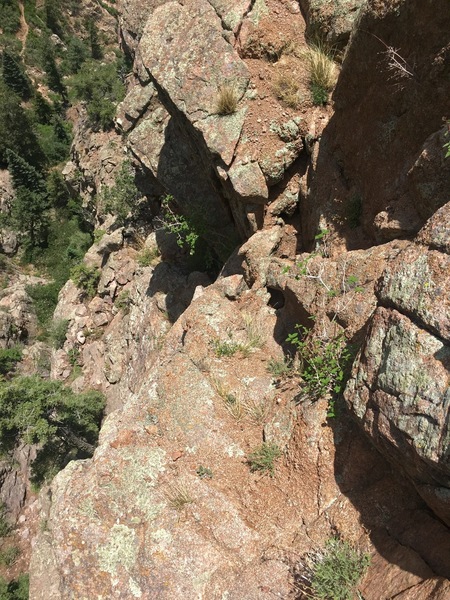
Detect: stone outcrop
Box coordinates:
(345, 202, 450, 526)
(299, 0, 365, 46)
(304, 0, 450, 251)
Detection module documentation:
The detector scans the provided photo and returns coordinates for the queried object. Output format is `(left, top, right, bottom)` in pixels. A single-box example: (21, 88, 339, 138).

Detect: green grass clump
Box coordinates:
(247, 442, 281, 477)
(303, 43, 338, 106)
(309, 538, 370, 600)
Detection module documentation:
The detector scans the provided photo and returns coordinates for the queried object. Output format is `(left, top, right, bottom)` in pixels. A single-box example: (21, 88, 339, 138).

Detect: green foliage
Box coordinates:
(41, 39, 66, 98)
(137, 247, 159, 267)
(196, 465, 213, 479)
(62, 36, 89, 74)
(26, 282, 60, 330)
(70, 264, 100, 298)
(0, 347, 22, 377)
(34, 118, 72, 166)
(267, 357, 294, 379)
(247, 442, 281, 477)
(158, 194, 202, 256)
(0, 546, 20, 567)
(32, 92, 53, 125)
(6, 150, 50, 249)
(211, 338, 241, 358)
(0, 504, 10, 538)
(48, 319, 69, 349)
(0, 574, 29, 600)
(100, 161, 142, 223)
(69, 59, 125, 130)
(43, 0, 65, 39)
(310, 538, 370, 600)
(115, 290, 131, 315)
(0, 82, 44, 168)
(0, 375, 105, 485)
(0, 0, 21, 36)
(1, 50, 32, 100)
(345, 193, 362, 229)
(287, 325, 352, 402)
(310, 82, 328, 106)
(85, 18, 103, 60)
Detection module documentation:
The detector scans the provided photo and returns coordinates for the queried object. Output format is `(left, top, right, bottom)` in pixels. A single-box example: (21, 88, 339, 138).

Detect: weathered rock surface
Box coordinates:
(345, 203, 450, 526)
(304, 0, 450, 251)
(299, 0, 365, 45)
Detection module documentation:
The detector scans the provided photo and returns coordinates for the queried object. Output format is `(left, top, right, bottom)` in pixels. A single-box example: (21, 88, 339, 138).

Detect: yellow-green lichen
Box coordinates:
(98, 524, 138, 576)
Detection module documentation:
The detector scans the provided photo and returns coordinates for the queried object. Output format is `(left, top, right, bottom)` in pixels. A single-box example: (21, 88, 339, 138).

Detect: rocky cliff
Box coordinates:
(25, 0, 450, 598)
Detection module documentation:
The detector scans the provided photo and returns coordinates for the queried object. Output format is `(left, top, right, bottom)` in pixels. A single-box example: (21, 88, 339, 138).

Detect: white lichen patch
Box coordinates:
(97, 524, 138, 576)
(129, 577, 143, 598)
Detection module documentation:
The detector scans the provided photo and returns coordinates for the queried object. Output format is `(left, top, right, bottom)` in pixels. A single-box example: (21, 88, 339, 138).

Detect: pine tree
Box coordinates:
(64, 36, 88, 74)
(32, 91, 53, 124)
(6, 150, 50, 248)
(1, 50, 32, 100)
(0, 82, 44, 168)
(41, 41, 67, 100)
(44, 0, 64, 39)
(85, 18, 103, 60)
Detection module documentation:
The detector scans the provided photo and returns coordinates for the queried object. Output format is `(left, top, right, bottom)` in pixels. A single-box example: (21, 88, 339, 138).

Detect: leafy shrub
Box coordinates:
(0, 573, 29, 600)
(156, 194, 201, 256)
(216, 84, 238, 115)
(69, 60, 125, 130)
(0, 347, 22, 376)
(309, 538, 370, 600)
(287, 325, 352, 402)
(70, 264, 100, 298)
(26, 282, 60, 329)
(100, 160, 142, 223)
(247, 442, 281, 476)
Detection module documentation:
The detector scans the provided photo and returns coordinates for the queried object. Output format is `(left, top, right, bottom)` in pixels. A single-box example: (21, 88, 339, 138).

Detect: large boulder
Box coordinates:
(345, 203, 450, 525)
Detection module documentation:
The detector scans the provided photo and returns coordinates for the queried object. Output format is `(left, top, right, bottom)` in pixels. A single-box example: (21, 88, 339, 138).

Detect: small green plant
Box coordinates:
(247, 442, 281, 477)
(115, 290, 131, 315)
(302, 538, 370, 600)
(216, 84, 238, 115)
(0, 545, 20, 566)
(287, 325, 352, 402)
(48, 319, 69, 349)
(156, 195, 201, 256)
(70, 263, 100, 298)
(93, 228, 106, 243)
(212, 378, 244, 420)
(196, 465, 213, 479)
(267, 357, 294, 379)
(137, 246, 159, 267)
(211, 338, 241, 358)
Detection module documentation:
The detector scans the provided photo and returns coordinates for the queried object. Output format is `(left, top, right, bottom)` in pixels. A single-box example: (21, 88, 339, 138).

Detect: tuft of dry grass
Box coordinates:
(216, 84, 239, 115)
(303, 43, 338, 105)
(166, 484, 194, 511)
(273, 73, 301, 108)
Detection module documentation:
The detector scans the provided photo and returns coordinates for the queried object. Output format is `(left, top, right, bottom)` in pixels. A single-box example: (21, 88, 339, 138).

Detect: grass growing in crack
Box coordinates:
(242, 312, 266, 350)
(296, 537, 370, 600)
(216, 84, 238, 115)
(247, 442, 281, 476)
(166, 484, 194, 512)
(267, 357, 295, 379)
(303, 43, 338, 106)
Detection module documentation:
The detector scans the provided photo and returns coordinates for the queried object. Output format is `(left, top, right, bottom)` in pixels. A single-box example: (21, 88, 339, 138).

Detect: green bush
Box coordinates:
(69, 59, 125, 130)
(0, 375, 105, 485)
(310, 538, 370, 600)
(0, 546, 20, 567)
(287, 325, 352, 402)
(70, 264, 100, 298)
(0, 0, 21, 36)
(0, 573, 29, 600)
(100, 160, 142, 223)
(247, 442, 281, 476)
(0, 347, 22, 376)
(26, 282, 60, 329)
(48, 319, 69, 349)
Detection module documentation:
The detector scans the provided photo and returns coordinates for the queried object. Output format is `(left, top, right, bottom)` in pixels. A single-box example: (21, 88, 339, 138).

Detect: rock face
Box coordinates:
(304, 0, 450, 250)
(25, 0, 450, 597)
(299, 0, 365, 45)
(346, 203, 450, 526)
